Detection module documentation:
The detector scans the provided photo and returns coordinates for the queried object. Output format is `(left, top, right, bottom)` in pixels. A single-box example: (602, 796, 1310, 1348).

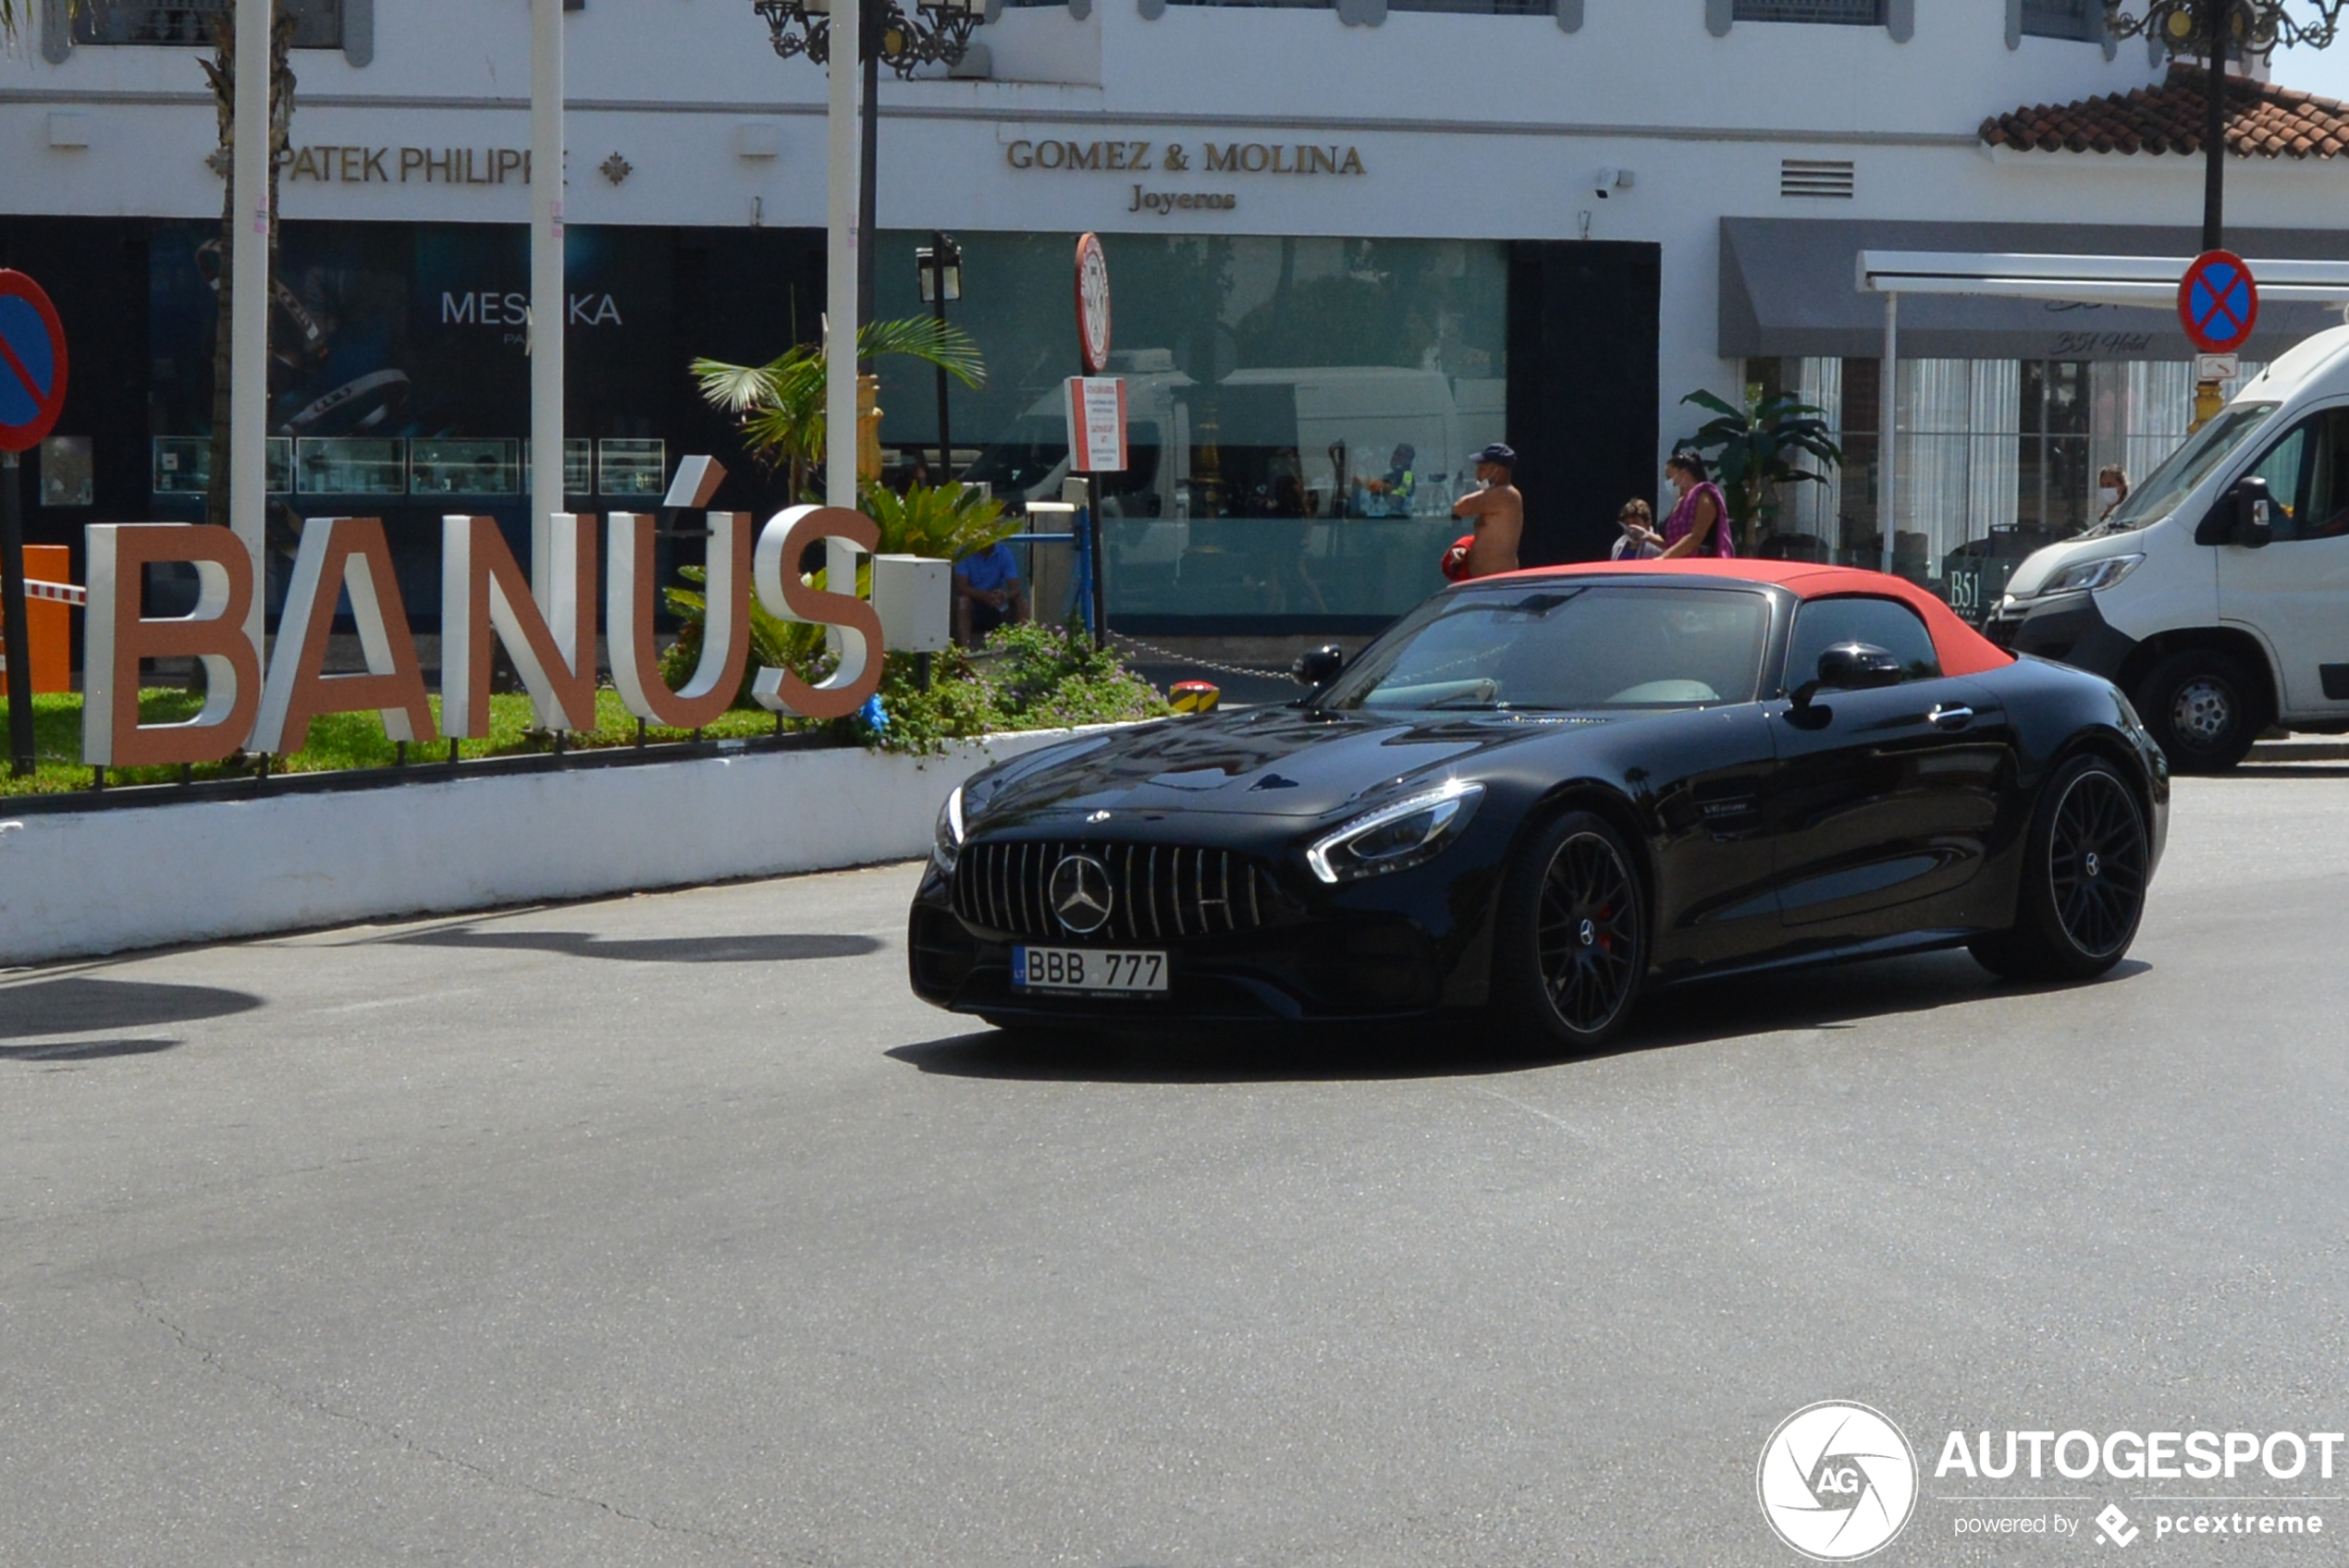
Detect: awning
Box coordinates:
(1721, 217, 2349, 361)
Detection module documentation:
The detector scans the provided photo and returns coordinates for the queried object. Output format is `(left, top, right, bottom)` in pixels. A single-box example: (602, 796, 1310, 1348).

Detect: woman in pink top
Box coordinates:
(1657, 451, 1734, 559)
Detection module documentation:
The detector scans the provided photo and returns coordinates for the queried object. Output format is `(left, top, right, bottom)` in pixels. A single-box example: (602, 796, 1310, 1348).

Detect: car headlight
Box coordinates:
(1305, 779, 1484, 885)
(933, 785, 965, 873)
(2045, 554, 2144, 595)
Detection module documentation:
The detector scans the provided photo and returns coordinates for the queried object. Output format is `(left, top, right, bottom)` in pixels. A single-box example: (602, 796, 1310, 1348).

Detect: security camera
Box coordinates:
(1594, 167, 1634, 200)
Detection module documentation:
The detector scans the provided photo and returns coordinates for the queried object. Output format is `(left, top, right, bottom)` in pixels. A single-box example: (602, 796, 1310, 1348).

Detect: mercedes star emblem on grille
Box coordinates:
(1050, 853, 1114, 935)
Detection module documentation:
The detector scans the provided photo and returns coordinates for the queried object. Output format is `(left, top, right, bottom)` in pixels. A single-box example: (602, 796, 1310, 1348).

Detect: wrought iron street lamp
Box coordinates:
(2103, 0, 2348, 248)
(756, 0, 983, 353)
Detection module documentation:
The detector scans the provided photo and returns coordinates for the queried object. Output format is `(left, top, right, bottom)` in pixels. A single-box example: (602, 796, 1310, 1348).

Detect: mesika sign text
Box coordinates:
(82, 504, 888, 767)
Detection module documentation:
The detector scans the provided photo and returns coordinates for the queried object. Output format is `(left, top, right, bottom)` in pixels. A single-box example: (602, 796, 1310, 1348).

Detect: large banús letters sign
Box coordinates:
(82, 460, 895, 766)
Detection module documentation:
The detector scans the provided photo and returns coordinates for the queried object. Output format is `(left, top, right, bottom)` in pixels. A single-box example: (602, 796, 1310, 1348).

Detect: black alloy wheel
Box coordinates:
(2048, 766, 2149, 960)
(1495, 811, 1647, 1049)
(1971, 753, 2149, 983)
(2136, 648, 2261, 773)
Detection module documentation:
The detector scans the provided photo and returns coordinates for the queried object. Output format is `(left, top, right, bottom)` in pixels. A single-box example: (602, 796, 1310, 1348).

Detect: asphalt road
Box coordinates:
(6, 772, 2349, 1566)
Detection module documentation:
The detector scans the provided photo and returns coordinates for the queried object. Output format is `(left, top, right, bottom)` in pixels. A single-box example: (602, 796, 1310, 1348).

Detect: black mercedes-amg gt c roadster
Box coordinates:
(908, 560, 2168, 1048)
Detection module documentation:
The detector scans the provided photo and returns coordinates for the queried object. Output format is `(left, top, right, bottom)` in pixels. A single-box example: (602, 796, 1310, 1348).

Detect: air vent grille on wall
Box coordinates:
(1780, 159, 1856, 199)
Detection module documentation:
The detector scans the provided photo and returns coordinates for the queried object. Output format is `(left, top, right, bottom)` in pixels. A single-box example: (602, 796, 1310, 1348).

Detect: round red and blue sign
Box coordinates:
(0, 270, 68, 456)
(2179, 250, 2259, 356)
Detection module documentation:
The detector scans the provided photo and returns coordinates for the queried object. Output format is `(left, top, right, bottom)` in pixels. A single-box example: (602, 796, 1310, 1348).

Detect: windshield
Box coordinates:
(1319, 583, 1772, 713)
(2097, 401, 2280, 533)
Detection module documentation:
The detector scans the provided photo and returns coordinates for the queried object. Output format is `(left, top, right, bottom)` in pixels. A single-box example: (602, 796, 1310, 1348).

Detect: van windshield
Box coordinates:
(2095, 401, 2280, 533)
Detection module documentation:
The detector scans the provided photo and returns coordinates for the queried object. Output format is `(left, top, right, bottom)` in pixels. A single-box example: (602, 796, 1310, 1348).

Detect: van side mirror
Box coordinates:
(2195, 475, 2274, 547)
(1793, 642, 1903, 711)
(1292, 644, 1347, 688)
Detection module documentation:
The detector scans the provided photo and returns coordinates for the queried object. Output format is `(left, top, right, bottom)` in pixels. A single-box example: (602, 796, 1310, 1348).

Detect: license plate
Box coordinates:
(1013, 946, 1168, 996)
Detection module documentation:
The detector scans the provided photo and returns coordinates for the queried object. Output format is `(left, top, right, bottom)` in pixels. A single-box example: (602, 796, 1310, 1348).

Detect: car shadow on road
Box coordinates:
(886, 950, 2151, 1084)
(0, 1038, 181, 1062)
(0, 977, 262, 1042)
(392, 930, 884, 963)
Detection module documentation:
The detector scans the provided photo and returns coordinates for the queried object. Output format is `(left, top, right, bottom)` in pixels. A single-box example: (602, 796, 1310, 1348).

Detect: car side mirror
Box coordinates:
(2196, 475, 2274, 547)
(1793, 642, 1903, 711)
(1293, 644, 1347, 688)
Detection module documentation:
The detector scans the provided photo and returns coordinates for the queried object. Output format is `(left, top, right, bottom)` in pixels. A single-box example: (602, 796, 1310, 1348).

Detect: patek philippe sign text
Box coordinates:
(286, 146, 535, 185)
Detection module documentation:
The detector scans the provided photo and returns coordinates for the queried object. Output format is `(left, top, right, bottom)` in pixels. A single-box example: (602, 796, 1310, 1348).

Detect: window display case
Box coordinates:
(153, 436, 294, 496)
(39, 437, 93, 508)
(598, 439, 668, 497)
(295, 437, 407, 496)
(522, 438, 596, 496)
(411, 438, 522, 496)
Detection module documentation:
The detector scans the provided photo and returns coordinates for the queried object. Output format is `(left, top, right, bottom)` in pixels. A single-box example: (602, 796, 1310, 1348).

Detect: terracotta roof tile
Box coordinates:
(1980, 63, 2349, 160)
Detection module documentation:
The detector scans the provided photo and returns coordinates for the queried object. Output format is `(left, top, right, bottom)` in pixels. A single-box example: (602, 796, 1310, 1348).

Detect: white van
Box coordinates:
(1988, 325, 2349, 771)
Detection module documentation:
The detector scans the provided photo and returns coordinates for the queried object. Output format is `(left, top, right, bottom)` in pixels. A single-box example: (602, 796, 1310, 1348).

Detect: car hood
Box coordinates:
(965, 705, 1615, 825)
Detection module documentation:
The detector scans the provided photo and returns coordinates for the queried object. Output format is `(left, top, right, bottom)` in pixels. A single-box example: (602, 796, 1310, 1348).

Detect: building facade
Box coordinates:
(4, 0, 2340, 632)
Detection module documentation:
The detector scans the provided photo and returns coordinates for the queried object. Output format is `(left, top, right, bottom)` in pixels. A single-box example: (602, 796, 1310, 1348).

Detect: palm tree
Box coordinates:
(0, 1, 51, 40)
(693, 317, 986, 501)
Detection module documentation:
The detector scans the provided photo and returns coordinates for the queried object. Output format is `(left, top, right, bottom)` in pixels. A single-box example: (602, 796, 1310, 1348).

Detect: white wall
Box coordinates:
(0, 730, 1088, 965)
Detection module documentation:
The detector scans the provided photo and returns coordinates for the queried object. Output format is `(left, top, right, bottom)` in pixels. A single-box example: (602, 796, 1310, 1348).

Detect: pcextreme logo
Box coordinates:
(1758, 1402, 1920, 1562)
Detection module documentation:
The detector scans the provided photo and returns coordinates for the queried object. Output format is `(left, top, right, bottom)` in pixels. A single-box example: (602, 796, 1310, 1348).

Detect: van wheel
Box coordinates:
(1970, 753, 2150, 983)
(1492, 812, 1647, 1051)
(2134, 649, 2262, 773)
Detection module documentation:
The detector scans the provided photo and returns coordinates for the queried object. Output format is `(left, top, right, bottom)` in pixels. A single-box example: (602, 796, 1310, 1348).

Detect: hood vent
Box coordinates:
(1780, 158, 1856, 199)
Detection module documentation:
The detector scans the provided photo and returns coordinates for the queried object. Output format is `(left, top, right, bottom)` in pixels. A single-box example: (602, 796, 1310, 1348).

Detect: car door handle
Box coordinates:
(1928, 704, 1974, 730)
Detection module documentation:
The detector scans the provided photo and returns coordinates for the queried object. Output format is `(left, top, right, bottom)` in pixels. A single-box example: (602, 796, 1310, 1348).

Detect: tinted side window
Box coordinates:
(1785, 596, 1941, 689)
(2292, 408, 2349, 541)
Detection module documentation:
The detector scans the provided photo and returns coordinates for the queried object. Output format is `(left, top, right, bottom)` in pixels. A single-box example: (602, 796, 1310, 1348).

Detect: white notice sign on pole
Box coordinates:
(1064, 376, 1127, 473)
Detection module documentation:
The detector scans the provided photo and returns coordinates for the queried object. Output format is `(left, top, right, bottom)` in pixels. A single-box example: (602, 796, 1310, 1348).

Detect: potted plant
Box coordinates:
(1677, 386, 1843, 558)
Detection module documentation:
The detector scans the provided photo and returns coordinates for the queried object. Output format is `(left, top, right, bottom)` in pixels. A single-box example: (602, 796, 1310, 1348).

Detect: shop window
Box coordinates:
(411, 438, 521, 497)
(522, 440, 596, 496)
(38, 437, 93, 508)
(151, 435, 292, 496)
(1732, 0, 1883, 22)
(73, 0, 345, 47)
(296, 437, 405, 496)
(2021, 0, 2097, 41)
(881, 231, 1507, 624)
(597, 439, 669, 497)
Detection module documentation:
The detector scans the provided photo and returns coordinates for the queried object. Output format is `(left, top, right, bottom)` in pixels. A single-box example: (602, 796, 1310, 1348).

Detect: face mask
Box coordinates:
(2098, 487, 2121, 508)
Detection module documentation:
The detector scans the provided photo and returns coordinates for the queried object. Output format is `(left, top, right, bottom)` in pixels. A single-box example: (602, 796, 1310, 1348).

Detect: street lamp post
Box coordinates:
(2103, 0, 2348, 251)
(916, 233, 962, 481)
(754, 0, 983, 378)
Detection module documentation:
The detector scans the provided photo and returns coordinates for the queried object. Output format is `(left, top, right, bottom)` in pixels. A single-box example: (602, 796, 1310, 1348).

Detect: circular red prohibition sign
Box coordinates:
(2179, 250, 2260, 356)
(0, 269, 68, 455)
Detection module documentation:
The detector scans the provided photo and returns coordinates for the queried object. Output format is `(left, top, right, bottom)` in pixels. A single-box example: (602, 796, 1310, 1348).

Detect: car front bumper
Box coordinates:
(906, 852, 1494, 1026)
(1985, 590, 2138, 681)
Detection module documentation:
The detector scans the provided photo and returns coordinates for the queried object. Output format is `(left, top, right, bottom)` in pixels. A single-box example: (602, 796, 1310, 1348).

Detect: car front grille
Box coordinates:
(953, 840, 1279, 941)
(1983, 614, 2021, 650)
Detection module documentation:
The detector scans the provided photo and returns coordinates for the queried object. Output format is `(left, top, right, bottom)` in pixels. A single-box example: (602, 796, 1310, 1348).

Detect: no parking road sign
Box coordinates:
(0, 270, 68, 454)
(2180, 250, 2260, 356)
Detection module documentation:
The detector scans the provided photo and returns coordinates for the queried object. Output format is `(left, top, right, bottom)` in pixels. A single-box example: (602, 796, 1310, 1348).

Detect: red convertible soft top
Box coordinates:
(1483, 558, 2015, 679)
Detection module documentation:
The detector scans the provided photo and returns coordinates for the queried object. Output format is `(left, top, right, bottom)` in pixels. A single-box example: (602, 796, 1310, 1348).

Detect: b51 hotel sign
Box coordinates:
(1003, 137, 1367, 214)
(80, 461, 897, 768)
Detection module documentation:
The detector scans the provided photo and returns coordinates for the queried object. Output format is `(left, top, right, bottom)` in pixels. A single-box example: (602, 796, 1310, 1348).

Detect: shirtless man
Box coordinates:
(1451, 443, 1523, 578)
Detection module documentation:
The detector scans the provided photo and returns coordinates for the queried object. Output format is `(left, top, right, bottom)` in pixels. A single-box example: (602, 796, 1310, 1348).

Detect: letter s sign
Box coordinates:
(750, 505, 886, 720)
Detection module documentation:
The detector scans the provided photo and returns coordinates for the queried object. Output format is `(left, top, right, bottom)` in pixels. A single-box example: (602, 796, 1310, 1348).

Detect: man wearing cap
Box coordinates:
(1451, 443, 1522, 578)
